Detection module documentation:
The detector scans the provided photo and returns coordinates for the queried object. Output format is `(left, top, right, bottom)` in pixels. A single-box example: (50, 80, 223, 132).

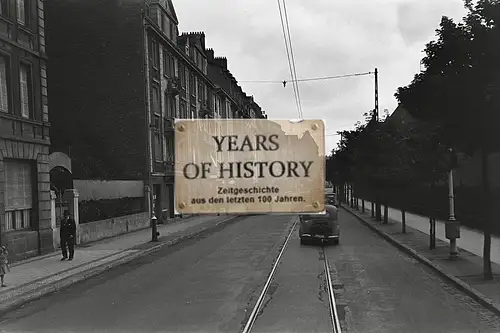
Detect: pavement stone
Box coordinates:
(0, 214, 239, 315)
(342, 204, 500, 318)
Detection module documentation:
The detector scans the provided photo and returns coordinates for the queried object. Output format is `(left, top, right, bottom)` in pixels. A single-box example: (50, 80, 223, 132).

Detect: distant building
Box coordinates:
(45, 0, 266, 223)
(206, 48, 267, 119)
(0, 0, 53, 260)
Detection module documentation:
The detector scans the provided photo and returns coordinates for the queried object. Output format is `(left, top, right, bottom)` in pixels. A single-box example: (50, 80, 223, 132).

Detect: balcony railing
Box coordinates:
(167, 77, 181, 96)
(164, 118, 175, 132)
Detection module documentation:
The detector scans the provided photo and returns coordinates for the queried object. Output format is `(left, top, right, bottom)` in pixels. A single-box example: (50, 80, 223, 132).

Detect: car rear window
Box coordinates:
(302, 211, 331, 219)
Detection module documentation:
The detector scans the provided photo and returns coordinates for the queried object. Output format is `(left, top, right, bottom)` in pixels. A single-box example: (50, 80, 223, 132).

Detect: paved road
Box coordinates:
(250, 210, 500, 333)
(2, 211, 500, 333)
(0, 214, 296, 333)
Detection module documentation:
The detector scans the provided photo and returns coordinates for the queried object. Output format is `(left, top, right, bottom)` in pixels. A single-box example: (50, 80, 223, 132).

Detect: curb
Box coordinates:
(342, 206, 500, 318)
(0, 215, 241, 316)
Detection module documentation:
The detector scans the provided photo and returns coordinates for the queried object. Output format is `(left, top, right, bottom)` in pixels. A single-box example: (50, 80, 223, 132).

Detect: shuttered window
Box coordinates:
(19, 63, 31, 118)
(0, 56, 9, 113)
(4, 160, 33, 231)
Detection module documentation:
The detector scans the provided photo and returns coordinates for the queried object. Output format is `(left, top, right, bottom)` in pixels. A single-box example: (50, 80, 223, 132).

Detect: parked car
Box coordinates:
(299, 204, 339, 245)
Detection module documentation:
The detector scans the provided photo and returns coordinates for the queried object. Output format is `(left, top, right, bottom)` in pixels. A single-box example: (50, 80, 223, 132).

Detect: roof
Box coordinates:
(165, 0, 178, 23)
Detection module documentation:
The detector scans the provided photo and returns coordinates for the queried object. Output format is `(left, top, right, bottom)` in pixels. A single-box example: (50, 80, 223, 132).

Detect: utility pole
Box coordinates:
(373, 67, 382, 221)
(374, 68, 379, 121)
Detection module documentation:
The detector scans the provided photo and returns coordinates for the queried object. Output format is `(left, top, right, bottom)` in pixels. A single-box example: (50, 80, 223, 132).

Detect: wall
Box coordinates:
(74, 180, 144, 201)
(45, 0, 147, 180)
(78, 212, 149, 244)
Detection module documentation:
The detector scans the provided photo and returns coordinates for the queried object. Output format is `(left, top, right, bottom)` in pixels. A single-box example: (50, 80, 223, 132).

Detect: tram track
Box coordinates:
(241, 217, 343, 333)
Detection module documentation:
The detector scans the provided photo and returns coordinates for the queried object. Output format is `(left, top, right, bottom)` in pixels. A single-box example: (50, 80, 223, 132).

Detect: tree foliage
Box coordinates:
(395, 0, 500, 153)
(395, 0, 500, 279)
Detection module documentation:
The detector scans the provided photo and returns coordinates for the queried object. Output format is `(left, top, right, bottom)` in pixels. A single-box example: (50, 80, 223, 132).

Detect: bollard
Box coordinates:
(445, 220, 460, 259)
(371, 202, 375, 218)
(401, 209, 406, 233)
(429, 217, 436, 249)
(362, 199, 365, 213)
(383, 203, 388, 224)
(152, 215, 159, 242)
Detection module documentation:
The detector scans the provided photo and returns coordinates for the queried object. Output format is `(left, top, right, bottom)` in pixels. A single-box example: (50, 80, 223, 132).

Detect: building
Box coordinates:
(0, 0, 52, 260)
(207, 48, 267, 120)
(45, 0, 265, 223)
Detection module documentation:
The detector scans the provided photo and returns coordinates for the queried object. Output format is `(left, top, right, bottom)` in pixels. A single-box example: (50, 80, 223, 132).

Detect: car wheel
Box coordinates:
(332, 239, 339, 245)
(300, 237, 307, 245)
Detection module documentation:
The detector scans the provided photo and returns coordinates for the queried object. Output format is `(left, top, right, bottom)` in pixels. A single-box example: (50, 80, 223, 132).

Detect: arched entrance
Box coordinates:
(49, 152, 73, 226)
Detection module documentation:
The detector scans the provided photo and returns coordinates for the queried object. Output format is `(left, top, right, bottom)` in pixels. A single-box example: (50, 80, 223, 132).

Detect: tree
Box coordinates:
(395, 0, 500, 279)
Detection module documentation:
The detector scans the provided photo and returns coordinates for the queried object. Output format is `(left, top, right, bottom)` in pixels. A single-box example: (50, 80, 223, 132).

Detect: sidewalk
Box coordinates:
(0, 214, 241, 315)
(342, 204, 500, 317)
(355, 198, 500, 265)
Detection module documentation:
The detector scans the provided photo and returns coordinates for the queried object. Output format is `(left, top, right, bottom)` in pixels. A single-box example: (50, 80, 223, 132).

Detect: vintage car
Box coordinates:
(299, 204, 339, 245)
(325, 193, 336, 205)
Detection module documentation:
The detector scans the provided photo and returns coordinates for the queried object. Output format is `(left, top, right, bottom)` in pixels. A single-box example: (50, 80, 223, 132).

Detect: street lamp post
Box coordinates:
(445, 149, 460, 259)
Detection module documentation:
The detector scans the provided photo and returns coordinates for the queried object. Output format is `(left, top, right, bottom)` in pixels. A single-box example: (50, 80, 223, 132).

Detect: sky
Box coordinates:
(174, 0, 468, 155)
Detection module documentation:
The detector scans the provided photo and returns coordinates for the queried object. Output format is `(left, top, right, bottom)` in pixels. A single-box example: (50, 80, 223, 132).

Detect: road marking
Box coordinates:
(241, 217, 298, 333)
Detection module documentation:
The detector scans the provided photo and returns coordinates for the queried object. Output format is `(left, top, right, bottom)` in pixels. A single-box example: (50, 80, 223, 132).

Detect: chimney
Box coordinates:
(215, 56, 227, 70)
(206, 48, 214, 60)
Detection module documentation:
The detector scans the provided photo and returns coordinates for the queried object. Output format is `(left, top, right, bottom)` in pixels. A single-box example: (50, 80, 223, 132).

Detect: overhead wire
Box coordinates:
(238, 71, 374, 84)
(282, 0, 303, 119)
(277, 0, 302, 119)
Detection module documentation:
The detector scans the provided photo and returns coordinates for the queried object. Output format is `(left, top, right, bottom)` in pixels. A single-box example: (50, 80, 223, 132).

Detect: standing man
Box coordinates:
(60, 210, 77, 261)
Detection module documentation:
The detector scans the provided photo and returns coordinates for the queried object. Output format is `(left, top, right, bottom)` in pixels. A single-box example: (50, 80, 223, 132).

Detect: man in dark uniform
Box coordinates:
(60, 210, 77, 261)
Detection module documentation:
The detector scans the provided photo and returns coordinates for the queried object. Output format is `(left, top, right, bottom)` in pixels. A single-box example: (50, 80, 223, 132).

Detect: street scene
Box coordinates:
(1, 0, 500, 332)
(1, 211, 500, 332)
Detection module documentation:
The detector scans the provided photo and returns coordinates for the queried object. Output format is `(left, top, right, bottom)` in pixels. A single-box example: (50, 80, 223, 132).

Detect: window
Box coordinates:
(151, 85, 162, 161)
(16, 0, 28, 26)
(164, 132, 174, 163)
(162, 49, 170, 77)
(170, 23, 174, 40)
(0, 0, 9, 17)
(150, 40, 159, 69)
(161, 14, 166, 32)
(152, 86, 160, 113)
(0, 56, 9, 113)
(165, 94, 175, 118)
(189, 74, 195, 96)
(153, 114, 162, 161)
(19, 62, 31, 119)
(197, 82, 202, 101)
(180, 100, 186, 118)
(179, 64, 185, 86)
(169, 56, 175, 78)
(4, 159, 33, 231)
(171, 97, 177, 118)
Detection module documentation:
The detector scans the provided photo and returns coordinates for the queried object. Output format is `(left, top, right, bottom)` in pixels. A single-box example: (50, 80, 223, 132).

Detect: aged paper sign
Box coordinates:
(174, 119, 325, 214)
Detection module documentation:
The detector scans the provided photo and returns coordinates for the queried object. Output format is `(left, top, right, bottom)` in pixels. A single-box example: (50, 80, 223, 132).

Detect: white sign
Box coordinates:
(174, 119, 325, 214)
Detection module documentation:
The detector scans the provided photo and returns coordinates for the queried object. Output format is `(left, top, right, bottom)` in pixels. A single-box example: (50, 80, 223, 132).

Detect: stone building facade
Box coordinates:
(45, 0, 266, 225)
(0, 0, 52, 261)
